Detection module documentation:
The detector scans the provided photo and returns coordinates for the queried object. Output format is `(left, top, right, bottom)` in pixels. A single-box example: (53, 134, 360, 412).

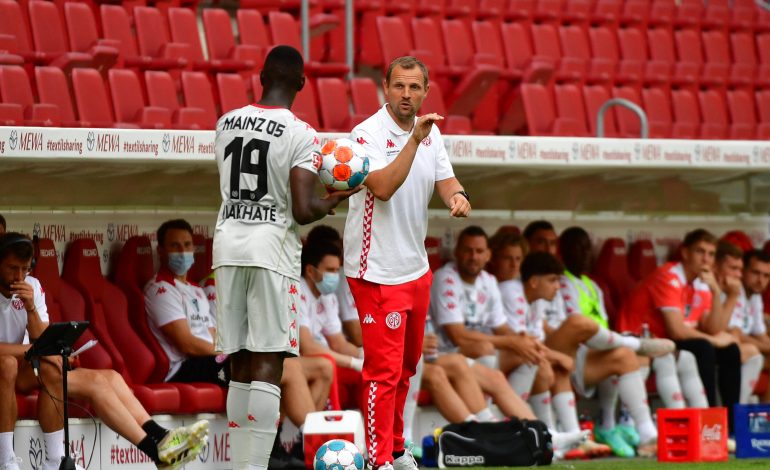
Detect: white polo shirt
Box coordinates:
(336, 273, 359, 323)
(499, 279, 545, 341)
(299, 278, 342, 348)
(144, 270, 216, 380)
(430, 263, 506, 352)
(0, 276, 49, 344)
(344, 104, 455, 285)
(728, 286, 766, 336)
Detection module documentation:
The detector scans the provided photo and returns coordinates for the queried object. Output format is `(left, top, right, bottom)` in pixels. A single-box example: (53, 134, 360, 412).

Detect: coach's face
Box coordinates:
(384, 65, 428, 125)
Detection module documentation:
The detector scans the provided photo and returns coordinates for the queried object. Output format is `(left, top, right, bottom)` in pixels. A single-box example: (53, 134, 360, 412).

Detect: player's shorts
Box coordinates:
(215, 266, 299, 356)
(570, 344, 597, 398)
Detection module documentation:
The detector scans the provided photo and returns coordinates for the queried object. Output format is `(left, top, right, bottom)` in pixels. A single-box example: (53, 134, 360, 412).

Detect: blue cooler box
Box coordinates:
(735, 404, 770, 458)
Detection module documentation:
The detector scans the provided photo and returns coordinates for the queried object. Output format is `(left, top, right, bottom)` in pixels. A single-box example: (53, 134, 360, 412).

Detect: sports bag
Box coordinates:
(437, 419, 553, 467)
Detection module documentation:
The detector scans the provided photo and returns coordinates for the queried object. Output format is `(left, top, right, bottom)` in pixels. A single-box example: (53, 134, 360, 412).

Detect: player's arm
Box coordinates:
(660, 307, 735, 348)
(299, 327, 361, 370)
(363, 114, 443, 201)
(326, 332, 361, 358)
(744, 333, 770, 354)
(290, 167, 359, 225)
(342, 320, 363, 347)
(159, 320, 216, 357)
(699, 270, 734, 334)
(0, 342, 30, 359)
(435, 177, 470, 218)
(13, 280, 46, 340)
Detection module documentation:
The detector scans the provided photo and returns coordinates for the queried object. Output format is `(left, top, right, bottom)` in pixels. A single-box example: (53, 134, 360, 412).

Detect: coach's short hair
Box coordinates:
(523, 220, 555, 242)
(682, 228, 717, 248)
(385, 56, 429, 88)
(520, 252, 564, 283)
(0, 232, 33, 263)
(744, 249, 770, 267)
(716, 240, 743, 264)
(157, 219, 193, 247)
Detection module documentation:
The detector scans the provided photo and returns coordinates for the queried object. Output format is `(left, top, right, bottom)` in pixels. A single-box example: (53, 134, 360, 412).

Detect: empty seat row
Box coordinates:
(522, 83, 770, 139)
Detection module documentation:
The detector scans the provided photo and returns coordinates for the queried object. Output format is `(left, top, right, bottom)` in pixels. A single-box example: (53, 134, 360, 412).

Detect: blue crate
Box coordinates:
(735, 404, 770, 458)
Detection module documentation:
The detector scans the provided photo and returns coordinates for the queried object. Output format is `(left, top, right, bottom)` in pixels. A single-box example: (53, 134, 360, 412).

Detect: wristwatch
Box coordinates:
(454, 190, 470, 201)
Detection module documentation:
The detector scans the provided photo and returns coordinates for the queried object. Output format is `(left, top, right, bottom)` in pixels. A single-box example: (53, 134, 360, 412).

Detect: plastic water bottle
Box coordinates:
(642, 323, 651, 339)
(424, 320, 439, 363)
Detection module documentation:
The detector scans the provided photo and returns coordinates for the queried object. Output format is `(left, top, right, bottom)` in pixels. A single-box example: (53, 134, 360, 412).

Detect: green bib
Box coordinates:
(564, 270, 608, 329)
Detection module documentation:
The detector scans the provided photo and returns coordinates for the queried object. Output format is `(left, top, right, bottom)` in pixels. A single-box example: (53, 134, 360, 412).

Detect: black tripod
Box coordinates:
(24, 322, 89, 470)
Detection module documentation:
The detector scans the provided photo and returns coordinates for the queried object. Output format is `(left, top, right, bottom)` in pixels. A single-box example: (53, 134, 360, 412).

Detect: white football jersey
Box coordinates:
(0, 276, 49, 344)
(499, 279, 545, 341)
(728, 286, 767, 336)
(429, 263, 506, 352)
(336, 273, 359, 323)
(213, 104, 319, 280)
(298, 278, 342, 348)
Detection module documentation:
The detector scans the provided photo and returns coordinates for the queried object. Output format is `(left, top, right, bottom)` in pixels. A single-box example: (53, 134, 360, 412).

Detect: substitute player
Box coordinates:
(344, 56, 470, 470)
(213, 46, 358, 470)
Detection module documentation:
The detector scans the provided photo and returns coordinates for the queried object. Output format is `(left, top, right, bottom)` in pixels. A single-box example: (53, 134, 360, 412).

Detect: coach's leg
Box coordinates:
(675, 339, 717, 406)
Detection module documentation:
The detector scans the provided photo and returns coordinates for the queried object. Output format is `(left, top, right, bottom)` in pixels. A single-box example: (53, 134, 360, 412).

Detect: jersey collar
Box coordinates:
(378, 104, 416, 136)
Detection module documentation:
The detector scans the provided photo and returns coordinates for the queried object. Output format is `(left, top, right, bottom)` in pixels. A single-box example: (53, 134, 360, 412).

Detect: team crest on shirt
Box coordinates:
(12, 299, 24, 310)
(421, 136, 432, 147)
(385, 312, 402, 329)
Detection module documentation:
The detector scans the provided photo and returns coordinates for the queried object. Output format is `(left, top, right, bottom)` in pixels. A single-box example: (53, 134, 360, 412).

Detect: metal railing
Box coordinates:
(596, 98, 650, 139)
(300, 0, 354, 79)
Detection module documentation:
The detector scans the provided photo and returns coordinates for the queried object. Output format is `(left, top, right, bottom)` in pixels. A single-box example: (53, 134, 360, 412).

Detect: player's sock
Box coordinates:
(740, 354, 764, 404)
(653, 353, 685, 408)
(677, 350, 709, 408)
(617, 371, 657, 444)
(247, 381, 281, 469)
(227, 380, 252, 470)
(597, 376, 619, 430)
(475, 407, 496, 422)
(141, 419, 170, 443)
(476, 355, 497, 370)
(403, 357, 424, 442)
(640, 364, 650, 381)
(43, 430, 64, 465)
(463, 414, 478, 422)
(508, 364, 538, 400)
(528, 392, 554, 429)
(0, 433, 14, 462)
(585, 328, 639, 351)
(552, 392, 580, 433)
(137, 435, 161, 464)
(279, 419, 302, 451)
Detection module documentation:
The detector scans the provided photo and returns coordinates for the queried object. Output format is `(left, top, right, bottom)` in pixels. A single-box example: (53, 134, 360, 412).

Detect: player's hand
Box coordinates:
(411, 113, 444, 145)
(508, 334, 543, 365)
(449, 192, 471, 218)
(11, 281, 35, 313)
(546, 348, 575, 373)
(323, 186, 363, 214)
(709, 331, 737, 348)
(423, 333, 439, 356)
(724, 276, 742, 297)
(699, 269, 720, 293)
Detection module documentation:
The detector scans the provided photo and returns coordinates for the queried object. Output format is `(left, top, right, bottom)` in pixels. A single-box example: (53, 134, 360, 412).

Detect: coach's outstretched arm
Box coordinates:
(291, 167, 360, 225)
(363, 113, 443, 202)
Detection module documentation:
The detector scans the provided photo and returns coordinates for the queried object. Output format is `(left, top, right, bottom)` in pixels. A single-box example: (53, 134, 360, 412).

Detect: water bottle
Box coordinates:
(424, 320, 439, 363)
(642, 322, 651, 339)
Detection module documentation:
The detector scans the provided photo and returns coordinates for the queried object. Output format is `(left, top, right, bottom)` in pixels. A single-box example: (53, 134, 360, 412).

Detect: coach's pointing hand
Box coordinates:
(411, 113, 443, 145)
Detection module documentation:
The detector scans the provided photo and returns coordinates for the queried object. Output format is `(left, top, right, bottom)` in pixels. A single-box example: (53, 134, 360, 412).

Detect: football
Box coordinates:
(313, 439, 365, 470)
(315, 138, 370, 191)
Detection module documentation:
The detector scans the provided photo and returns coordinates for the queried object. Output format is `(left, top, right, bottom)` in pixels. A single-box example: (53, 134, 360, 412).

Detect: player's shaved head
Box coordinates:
(260, 45, 305, 93)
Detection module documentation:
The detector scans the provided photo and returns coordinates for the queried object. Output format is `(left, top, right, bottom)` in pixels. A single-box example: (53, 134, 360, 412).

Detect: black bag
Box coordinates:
(437, 419, 553, 467)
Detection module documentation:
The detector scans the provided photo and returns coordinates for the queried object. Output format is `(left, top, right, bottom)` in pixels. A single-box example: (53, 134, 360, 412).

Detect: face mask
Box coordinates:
(168, 252, 195, 276)
(315, 271, 339, 295)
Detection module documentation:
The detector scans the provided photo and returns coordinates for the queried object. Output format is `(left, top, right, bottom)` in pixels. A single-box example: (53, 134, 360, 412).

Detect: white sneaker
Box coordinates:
(551, 429, 590, 454)
(369, 462, 395, 470)
(637, 338, 676, 358)
(393, 448, 419, 470)
(0, 457, 21, 470)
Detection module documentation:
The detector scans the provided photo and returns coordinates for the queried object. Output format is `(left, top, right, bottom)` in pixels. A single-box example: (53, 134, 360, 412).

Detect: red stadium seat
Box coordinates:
(28, 0, 94, 73)
(316, 77, 357, 131)
(217, 73, 250, 115)
(648, 28, 698, 88)
(62, 238, 181, 414)
(72, 67, 128, 128)
(63, 2, 119, 71)
(674, 29, 728, 88)
(671, 89, 702, 139)
(588, 26, 640, 86)
(757, 34, 770, 87)
(673, 0, 703, 30)
(617, 27, 669, 86)
(620, 0, 650, 27)
(648, 0, 676, 28)
(628, 240, 658, 282)
(0, 0, 40, 64)
(412, 16, 500, 117)
(521, 83, 586, 137)
(181, 71, 218, 129)
(731, 32, 770, 90)
(530, 23, 583, 84)
(288, 77, 321, 130)
(0, 65, 59, 126)
(472, 21, 521, 82)
(31, 238, 112, 372)
(236, 9, 271, 62)
(188, 233, 208, 286)
(553, 84, 589, 137)
(425, 237, 443, 272)
(349, 77, 380, 117)
(702, 30, 753, 89)
(420, 80, 473, 135)
(506, 0, 535, 21)
(134, 6, 191, 68)
(559, 25, 614, 85)
(0, 103, 22, 125)
(592, 238, 636, 322)
(101, 4, 187, 71)
(697, 89, 732, 140)
(612, 86, 645, 138)
(34, 66, 79, 127)
(583, 85, 618, 137)
(641, 87, 696, 139)
(109, 68, 172, 129)
(757, 90, 770, 139)
(113, 236, 225, 413)
(145, 70, 208, 129)
(376, 16, 420, 68)
(202, 8, 261, 74)
(727, 90, 759, 140)
(267, 11, 348, 77)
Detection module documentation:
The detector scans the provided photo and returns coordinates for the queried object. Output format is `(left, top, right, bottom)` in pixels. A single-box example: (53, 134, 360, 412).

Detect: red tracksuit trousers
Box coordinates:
(347, 271, 432, 468)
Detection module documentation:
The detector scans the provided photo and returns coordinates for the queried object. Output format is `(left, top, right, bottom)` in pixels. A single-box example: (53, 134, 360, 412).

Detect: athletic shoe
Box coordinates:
(616, 423, 641, 447)
(595, 427, 635, 458)
(158, 437, 208, 470)
(403, 440, 422, 460)
(552, 429, 590, 459)
(561, 448, 588, 460)
(0, 457, 21, 470)
(158, 420, 209, 465)
(576, 439, 612, 458)
(637, 338, 676, 358)
(636, 439, 657, 458)
(393, 448, 419, 470)
(368, 462, 394, 470)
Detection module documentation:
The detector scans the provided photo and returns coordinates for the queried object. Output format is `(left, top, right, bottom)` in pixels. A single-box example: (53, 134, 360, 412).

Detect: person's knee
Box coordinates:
(422, 366, 448, 390)
(677, 350, 700, 376)
(611, 347, 638, 374)
(744, 343, 761, 360)
(0, 356, 18, 384)
(442, 354, 468, 378)
(103, 369, 125, 389)
(564, 315, 598, 339)
(460, 341, 496, 359)
(317, 357, 334, 382)
(535, 361, 554, 386)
